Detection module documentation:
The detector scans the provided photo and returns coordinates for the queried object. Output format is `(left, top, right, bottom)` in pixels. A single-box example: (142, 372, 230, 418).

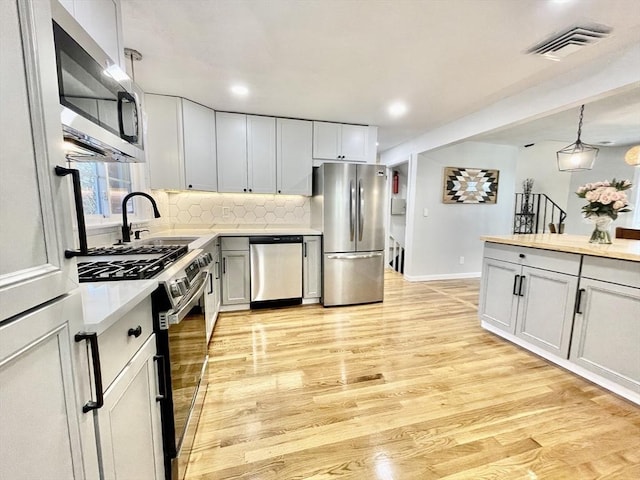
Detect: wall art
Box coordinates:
(442, 167, 499, 204)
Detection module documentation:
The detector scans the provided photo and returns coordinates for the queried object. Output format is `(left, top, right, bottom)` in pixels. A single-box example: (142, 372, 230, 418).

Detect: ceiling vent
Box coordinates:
(527, 24, 612, 61)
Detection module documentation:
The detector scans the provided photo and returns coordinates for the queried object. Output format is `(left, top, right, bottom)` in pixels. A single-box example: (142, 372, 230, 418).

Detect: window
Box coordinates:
(68, 160, 147, 225)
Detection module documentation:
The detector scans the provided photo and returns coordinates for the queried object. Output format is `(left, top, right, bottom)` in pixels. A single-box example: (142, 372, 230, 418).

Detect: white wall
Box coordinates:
(515, 141, 572, 210)
(406, 142, 517, 280)
(565, 146, 638, 234)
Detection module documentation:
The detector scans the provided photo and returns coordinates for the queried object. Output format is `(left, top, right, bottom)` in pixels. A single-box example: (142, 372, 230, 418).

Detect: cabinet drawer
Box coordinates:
(484, 243, 580, 276)
(220, 236, 249, 251)
(581, 256, 640, 289)
(98, 298, 153, 390)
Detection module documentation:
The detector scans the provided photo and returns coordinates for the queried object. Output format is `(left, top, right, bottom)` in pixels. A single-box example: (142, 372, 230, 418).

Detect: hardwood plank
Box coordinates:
(185, 270, 640, 479)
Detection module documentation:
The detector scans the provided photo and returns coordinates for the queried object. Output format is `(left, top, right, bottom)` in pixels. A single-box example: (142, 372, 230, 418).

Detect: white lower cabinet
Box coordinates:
(220, 237, 251, 306)
(203, 238, 222, 342)
(303, 236, 322, 299)
(570, 272, 640, 394)
(0, 293, 96, 480)
(96, 335, 164, 480)
(221, 251, 251, 305)
(479, 244, 580, 358)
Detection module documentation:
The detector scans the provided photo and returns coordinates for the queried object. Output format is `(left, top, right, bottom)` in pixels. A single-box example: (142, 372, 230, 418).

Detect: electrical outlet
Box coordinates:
(222, 207, 230, 218)
(459, 256, 465, 265)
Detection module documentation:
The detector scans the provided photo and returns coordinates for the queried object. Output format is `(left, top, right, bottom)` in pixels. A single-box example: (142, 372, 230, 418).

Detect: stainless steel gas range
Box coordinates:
(78, 243, 212, 480)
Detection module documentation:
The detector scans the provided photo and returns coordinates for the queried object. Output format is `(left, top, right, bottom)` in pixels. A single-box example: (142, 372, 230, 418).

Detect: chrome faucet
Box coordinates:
(121, 192, 161, 243)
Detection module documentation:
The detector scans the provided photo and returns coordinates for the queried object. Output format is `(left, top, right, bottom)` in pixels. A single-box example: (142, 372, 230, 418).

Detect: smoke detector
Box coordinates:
(527, 24, 612, 61)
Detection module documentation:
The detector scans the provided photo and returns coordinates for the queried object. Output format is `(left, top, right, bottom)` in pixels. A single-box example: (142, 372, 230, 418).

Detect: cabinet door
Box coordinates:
(183, 99, 217, 192)
(340, 124, 368, 162)
(570, 278, 640, 393)
(0, 293, 95, 480)
(1, 0, 78, 321)
(216, 112, 248, 193)
(146, 94, 184, 190)
(277, 118, 312, 195)
(312, 121, 340, 160)
(303, 236, 322, 298)
(247, 115, 276, 193)
(516, 267, 578, 358)
(221, 251, 250, 304)
(478, 258, 520, 334)
(97, 335, 164, 480)
(72, 0, 123, 67)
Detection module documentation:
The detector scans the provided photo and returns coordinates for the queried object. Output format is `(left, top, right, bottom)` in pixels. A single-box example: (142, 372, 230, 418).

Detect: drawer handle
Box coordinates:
(519, 253, 526, 259)
(154, 355, 167, 402)
(74, 332, 104, 413)
(127, 325, 142, 338)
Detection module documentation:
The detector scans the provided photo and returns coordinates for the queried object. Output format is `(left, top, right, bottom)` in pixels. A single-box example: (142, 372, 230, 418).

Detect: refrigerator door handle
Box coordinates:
(358, 180, 364, 241)
(327, 252, 383, 260)
(349, 180, 356, 241)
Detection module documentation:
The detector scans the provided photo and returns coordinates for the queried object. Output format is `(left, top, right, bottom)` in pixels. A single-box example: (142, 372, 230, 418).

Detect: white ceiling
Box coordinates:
(120, 0, 640, 152)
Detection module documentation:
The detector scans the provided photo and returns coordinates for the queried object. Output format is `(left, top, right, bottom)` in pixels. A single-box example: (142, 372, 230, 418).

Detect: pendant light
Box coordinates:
(557, 104, 599, 171)
(624, 145, 640, 166)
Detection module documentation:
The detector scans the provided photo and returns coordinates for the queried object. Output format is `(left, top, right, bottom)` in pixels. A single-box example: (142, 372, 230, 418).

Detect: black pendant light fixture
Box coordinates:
(557, 104, 599, 171)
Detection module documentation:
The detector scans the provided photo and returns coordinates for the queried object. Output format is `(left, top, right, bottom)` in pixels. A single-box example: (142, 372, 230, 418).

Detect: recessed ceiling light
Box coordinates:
(388, 102, 408, 118)
(231, 85, 249, 96)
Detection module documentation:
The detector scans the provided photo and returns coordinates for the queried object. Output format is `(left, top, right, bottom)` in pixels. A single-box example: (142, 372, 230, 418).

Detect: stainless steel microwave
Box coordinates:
(52, 1, 144, 162)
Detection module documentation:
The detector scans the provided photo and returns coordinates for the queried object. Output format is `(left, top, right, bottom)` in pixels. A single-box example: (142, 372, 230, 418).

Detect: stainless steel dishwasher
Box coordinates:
(249, 236, 303, 308)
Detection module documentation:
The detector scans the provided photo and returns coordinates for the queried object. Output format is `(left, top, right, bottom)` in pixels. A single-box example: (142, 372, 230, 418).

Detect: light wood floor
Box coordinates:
(186, 270, 640, 479)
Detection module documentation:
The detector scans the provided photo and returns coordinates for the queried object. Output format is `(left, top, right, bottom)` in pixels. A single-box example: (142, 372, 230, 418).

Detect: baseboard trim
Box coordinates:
(404, 272, 481, 282)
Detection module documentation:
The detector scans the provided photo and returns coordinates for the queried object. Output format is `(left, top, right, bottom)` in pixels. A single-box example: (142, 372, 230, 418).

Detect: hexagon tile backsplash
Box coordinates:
(160, 191, 311, 226)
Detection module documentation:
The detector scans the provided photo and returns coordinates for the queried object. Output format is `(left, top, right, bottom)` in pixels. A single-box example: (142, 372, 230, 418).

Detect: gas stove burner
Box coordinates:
(77, 244, 189, 282)
(83, 244, 187, 256)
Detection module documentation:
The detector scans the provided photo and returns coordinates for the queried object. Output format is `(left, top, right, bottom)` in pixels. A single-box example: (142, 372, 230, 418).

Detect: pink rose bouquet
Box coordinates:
(576, 179, 632, 220)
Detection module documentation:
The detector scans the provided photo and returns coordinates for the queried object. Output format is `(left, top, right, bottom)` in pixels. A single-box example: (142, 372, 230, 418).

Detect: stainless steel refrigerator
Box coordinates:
(312, 163, 387, 306)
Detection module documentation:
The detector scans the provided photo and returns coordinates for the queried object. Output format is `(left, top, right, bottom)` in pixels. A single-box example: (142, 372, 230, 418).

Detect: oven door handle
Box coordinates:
(165, 271, 209, 325)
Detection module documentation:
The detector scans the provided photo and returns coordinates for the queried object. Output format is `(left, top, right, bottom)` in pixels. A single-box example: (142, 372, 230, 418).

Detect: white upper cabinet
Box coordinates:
(1, 0, 78, 321)
(183, 99, 217, 192)
(146, 95, 185, 190)
(247, 115, 276, 194)
(313, 121, 372, 163)
(277, 118, 313, 195)
(58, 0, 124, 67)
(216, 112, 277, 194)
(216, 112, 249, 192)
(146, 95, 217, 192)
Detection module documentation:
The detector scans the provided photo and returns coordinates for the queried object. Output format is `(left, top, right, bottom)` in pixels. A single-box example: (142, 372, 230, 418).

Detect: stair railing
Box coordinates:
(513, 193, 567, 234)
(388, 235, 405, 273)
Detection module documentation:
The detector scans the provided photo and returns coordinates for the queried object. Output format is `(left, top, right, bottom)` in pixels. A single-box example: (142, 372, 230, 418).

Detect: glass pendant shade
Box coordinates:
(624, 145, 640, 166)
(557, 141, 599, 171)
(557, 104, 598, 172)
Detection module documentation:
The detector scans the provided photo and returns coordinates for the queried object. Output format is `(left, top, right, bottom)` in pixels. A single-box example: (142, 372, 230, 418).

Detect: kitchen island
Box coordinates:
(479, 234, 639, 404)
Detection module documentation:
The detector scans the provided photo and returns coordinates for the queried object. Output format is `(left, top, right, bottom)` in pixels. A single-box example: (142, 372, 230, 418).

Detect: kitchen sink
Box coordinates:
(138, 237, 198, 246)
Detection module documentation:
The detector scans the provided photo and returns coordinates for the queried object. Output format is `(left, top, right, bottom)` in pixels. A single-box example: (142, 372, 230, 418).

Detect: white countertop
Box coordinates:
(481, 234, 640, 262)
(79, 280, 158, 335)
(79, 225, 322, 333)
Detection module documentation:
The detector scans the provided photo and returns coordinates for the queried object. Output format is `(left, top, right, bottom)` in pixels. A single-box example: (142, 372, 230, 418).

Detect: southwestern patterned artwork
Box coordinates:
(442, 167, 499, 204)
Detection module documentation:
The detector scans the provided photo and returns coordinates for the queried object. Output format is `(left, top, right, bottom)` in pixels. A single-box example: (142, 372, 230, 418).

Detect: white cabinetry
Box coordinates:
(216, 112, 277, 193)
(303, 236, 322, 299)
(146, 95, 217, 191)
(277, 118, 313, 195)
(313, 121, 370, 162)
(97, 335, 164, 480)
(203, 238, 222, 342)
(0, 293, 93, 480)
(220, 237, 251, 306)
(58, 0, 124, 67)
(479, 244, 579, 358)
(570, 257, 640, 394)
(89, 296, 164, 480)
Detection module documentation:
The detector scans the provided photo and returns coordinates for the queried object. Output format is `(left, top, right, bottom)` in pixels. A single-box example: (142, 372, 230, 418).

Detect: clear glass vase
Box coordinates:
(588, 216, 613, 244)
